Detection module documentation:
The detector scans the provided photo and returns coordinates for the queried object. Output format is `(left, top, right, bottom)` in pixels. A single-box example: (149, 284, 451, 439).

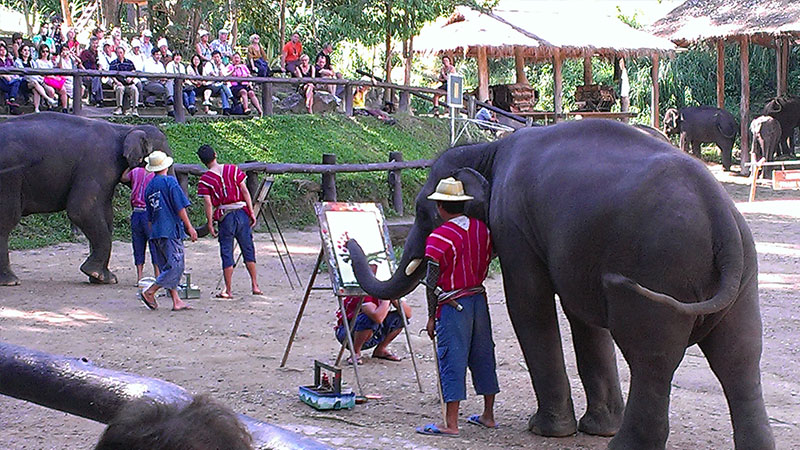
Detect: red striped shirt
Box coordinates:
(336, 295, 380, 327)
(129, 167, 154, 209)
(197, 164, 250, 221)
(425, 215, 492, 296)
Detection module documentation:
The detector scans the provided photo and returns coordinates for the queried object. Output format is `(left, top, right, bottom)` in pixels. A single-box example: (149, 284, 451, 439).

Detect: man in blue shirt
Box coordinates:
(109, 46, 139, 116)
(140, 151, 197, 311)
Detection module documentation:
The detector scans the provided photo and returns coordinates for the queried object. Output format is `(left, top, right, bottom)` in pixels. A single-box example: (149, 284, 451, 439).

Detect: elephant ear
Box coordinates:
(122, 129, 152, 168)
(451, 167, 490, 224)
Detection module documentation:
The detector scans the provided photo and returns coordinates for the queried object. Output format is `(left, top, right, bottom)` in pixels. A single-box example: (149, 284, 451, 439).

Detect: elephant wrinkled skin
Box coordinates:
(762, 95, 800, 156)
(0, 113, 169, 286)
(663, 106, 738, 171)
(347, 120, 773, 449)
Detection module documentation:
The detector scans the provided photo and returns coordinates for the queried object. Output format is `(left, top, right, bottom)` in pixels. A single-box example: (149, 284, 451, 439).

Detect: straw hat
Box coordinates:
(145, 151, 174, 172)
(427, 177, 473, 202)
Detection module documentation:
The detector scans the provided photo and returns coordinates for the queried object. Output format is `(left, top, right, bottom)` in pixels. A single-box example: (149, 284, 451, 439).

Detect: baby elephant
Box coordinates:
(663, 106, 738, 171)
(743, 116, 782, 177)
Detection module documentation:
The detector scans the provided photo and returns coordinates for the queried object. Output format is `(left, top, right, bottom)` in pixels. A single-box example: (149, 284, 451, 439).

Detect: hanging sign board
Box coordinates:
(315, 202, 396, 296)
(447, 73, 463, 108)
(772, 169, 800, 190)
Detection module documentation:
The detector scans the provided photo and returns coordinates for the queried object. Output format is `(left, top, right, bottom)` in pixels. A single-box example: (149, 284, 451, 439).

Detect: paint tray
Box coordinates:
(298, 360, 355, 410)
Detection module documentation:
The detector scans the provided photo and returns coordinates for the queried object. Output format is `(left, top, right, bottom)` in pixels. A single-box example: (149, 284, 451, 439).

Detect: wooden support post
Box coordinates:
(344, 84, 353, 117)
(388, 151, 403, 215)
(245, 170, 260, 199)
(781, 38, 789, 96)
(261, 82, 273, 116)
(583, 54, 592, 85)
(173, 77, 186, 123)
(514, 46, 529, 85)
(468, 95, 476, 118)
(717, 40, 725, 109)
(72, 74, 82, 116)
(398, 90, 409, 113)
(176, 172, 189, 197)
(776, 37, 789, 97)
(651, 53, 660, 129)
(321, 153, 336, 201)
(553, 51, 563, 122)
(740, 37, 750, 157)
(477, 46, 489, 101)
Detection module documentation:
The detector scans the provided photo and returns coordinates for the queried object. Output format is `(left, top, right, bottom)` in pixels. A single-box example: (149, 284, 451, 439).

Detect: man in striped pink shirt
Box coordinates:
(197, 144, 261, 298)
(417, 177, 499, 437)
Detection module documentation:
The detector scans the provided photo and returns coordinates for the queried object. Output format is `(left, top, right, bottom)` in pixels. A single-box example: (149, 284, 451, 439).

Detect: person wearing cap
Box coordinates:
(157, 37, 173, 64)
(210, 29, 233, 64)
(416, 177, 499, 437)
(0, 42, 23, 110)
(140, 150, 197, 311)
(195, 30, 212, 62)
(140, 30, 154, 58)
(196, 144, 261, 298)
(281, 32, 302, 76)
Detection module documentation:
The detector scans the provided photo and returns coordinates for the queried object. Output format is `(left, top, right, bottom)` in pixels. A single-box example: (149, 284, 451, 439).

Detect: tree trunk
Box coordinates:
(383, 1, 393, 103)
(279, 0, 286, 54)
(21, 0, 33, 37)
(102, 0, 122, 27)
(403, 37, 413, 86)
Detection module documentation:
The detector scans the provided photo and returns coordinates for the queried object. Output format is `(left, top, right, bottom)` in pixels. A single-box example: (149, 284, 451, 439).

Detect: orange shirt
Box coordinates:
(282, 41, 302, 62)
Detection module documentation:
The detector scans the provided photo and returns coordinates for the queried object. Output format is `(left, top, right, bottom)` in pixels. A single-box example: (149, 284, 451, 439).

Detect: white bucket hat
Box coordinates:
(157, 38, 168, 48)
(427, 177, 473, 202)
(145, 151, 174, 172)
(198, 29, 209, 37)
(130, 38, 141, 48)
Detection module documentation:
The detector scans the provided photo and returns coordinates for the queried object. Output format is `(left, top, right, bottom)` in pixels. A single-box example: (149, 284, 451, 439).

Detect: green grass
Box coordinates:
(10, 114, 453, 250)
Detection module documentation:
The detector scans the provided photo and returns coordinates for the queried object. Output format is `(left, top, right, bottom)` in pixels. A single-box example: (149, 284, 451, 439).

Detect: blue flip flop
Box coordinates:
(415, 423, 459, 437)
(467, 414, 499, 429)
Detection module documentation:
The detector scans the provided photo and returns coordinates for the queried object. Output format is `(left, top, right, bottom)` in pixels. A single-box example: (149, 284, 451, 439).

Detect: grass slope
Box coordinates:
(10, 114, 453, 250)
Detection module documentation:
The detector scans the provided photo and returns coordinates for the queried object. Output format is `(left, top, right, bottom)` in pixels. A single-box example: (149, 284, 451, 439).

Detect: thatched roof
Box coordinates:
(414, 5, 676, 60)
(649, 0, 800, 46)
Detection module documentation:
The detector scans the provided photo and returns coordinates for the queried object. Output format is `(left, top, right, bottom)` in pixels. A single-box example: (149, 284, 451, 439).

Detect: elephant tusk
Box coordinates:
(405, 258, 422, 276)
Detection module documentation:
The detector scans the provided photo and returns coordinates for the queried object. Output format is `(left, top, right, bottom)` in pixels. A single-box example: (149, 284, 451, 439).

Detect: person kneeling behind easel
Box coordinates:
(335, 264, 412, 365)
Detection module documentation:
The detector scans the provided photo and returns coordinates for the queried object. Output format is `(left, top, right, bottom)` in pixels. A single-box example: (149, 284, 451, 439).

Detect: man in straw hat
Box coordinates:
(416, 177, 499, 437)
(139, 151, 198, 311)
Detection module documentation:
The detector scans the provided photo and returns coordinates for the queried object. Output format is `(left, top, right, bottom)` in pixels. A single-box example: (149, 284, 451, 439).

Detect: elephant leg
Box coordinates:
(698, 279, 775, 450)
(679, 133, 688, 154)
(690, 140, 702, 158)
(565, 313, 625, 436)
(497, 239, 577, 437)
(67, 194, 117, 284)
(0, 176, 22, 286)
(719, 140, 733, 171)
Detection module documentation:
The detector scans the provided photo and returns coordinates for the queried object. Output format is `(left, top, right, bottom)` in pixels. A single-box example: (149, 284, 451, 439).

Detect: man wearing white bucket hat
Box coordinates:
(416, 177, 499, 437)
(139, 151, 197, 311)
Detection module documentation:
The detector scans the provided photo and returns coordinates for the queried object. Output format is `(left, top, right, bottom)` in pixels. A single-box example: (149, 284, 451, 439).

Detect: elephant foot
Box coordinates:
(606, 431, 664, 450)
(0, 269, 20, 286)
(527, 409, 577, 437)
(81, 263, 118, 285)
(578, 406, 624, 437)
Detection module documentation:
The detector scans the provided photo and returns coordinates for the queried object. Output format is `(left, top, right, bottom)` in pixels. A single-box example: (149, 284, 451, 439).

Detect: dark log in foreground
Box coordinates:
(0, 342, 331, 450)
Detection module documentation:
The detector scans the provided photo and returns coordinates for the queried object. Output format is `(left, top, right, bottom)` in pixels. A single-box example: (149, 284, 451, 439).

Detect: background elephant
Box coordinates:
(347, 121, 773, 449)
(742, 115, 782, 178)
(0, 113, 169, 286)
(762, 95, 800, 157)
(663, 106, 738, 171)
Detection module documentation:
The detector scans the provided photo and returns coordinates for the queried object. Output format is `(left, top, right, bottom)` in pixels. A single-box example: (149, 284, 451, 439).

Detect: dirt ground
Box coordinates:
(1, 164, 798, 450)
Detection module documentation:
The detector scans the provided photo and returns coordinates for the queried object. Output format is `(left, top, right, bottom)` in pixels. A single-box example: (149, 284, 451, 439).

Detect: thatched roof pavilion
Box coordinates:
(649, 0, 800, 168)
(415, 5, 676, 125)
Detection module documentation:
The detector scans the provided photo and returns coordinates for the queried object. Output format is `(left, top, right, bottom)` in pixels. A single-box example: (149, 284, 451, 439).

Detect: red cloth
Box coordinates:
(336, 295, 380, 327)
(425, 216, 492, 317)
(283, 41, 302, 62)
(197, 164, 251, 221)
(129, 167, 155, 209)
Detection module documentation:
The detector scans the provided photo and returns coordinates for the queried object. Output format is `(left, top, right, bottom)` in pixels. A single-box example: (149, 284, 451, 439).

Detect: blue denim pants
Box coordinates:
(436, 293, 500, 403)
(335, 310, 405, 351)
(130, 210, 156, 266)
(151, 238, 185, 289)
(218, 209, 256, 269)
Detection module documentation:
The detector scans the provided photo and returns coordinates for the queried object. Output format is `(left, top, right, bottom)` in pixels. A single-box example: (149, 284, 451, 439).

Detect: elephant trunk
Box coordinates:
(346, 231, 426, 300)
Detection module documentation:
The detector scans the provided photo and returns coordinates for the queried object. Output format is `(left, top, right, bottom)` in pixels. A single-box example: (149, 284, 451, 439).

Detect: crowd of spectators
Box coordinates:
(1, 20, 349, 117)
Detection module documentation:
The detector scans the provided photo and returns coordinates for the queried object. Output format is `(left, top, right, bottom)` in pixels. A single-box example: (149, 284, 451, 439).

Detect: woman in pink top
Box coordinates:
(227, 53, 262, 116)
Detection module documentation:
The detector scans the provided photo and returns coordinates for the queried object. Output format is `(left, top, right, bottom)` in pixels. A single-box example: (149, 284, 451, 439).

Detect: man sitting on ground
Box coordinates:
(109, 46, 139, 116)
(335, 264, 412, 365)
(196, 144, 262, 299)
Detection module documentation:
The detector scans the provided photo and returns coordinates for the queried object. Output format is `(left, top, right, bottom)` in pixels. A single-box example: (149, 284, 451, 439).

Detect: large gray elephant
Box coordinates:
(347, 120, 773, 449)
(762, 95, 800, 156)
(663, 106, 738, 171)
(0, 112, 169, 285)
(742, 115, 782, 178)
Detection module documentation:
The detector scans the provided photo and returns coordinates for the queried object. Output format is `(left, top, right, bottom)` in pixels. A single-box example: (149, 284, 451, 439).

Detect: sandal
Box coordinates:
(415, 423, 458, 437)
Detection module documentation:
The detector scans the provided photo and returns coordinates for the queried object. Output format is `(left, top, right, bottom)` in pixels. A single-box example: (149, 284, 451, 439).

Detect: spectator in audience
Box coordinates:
(142, 48, 171, 107)
(55, 45, 82, 103)
(94, 395, 253, 450)
(196, 30, 212, 62)
(65, 28, 81, 54)
(35, 44, 69, 113)
(210, 29, 233, 64)
(247, 34, 270, 77)
(294, 53, 315, 113)
(282, 32, 302, 76)
(92, 27, 105, 43)
(32, 24, 55, 59)
(475, 100, 498, 123)
(98, 42, 117, 92)
(109, 46, 139, 116)
(207, 50, 234, 115)
(157, 38, 172, 64)
(127, 39, 146, 106)
(110, 27, 129, 54)
(50, 15, 65, 53)
(166, 51, 197, 116)
(16, 44, 57, 112)
(140, 30, 154, 57)
(314, 43, 341, 78)
(314, 53, 336, 95)
(79, 37, 104, 107)
(432, 55, 455, 116)
(189, 54, 220, 115)
(11, 32, 24, 60)
(0, 42, 23, 110)
(227, 53, 262, 116)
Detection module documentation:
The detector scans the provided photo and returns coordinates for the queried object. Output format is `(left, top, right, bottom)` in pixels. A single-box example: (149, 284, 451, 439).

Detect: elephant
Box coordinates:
(346, 120, 773, 449)
(663, 106, 738, 171)
(762, 95, 800, 157)
(742, 116, 782, 178)
(0, 112, 169, 286)
(632, 123, 670, 143)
